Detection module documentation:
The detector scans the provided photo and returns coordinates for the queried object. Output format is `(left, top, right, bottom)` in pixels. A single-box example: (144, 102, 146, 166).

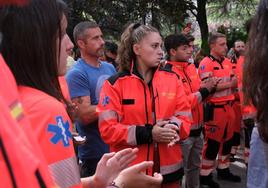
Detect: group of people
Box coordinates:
(0, 0, 162, 188)
(66, 21, 252, 188)
(1, 0, 268, 188)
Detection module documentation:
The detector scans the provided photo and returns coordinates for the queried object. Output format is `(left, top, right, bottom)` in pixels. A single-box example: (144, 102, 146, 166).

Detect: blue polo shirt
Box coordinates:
(66, 58, 116, 160)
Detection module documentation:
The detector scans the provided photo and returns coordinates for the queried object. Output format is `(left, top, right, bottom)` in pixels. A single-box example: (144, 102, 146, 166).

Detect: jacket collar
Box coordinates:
(129, 60, 158, 81)
(167, 61, 189, 70)
(208, 54, 224, 64)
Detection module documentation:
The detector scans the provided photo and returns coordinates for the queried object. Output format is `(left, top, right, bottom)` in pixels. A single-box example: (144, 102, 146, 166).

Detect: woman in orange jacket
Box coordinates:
(0, 1, 162, 188)
(0, 54, 56, 188)
(1, 2, 81, 187)
(98, 23, 192, 188)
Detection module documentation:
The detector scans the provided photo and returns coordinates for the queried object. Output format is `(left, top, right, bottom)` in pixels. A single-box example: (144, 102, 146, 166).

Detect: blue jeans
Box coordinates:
(247, 127, 268, 188)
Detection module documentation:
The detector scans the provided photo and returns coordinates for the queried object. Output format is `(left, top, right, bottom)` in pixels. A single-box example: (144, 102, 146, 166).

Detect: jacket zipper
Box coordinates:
(141, 80, 151, 174)
(150, 80, 161, 173)
(150, 81, 157, 125)
(141, 77, 158, 174)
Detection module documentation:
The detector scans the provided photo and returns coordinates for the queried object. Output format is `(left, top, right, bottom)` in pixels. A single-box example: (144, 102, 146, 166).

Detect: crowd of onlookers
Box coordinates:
(1, 0, 268, 188)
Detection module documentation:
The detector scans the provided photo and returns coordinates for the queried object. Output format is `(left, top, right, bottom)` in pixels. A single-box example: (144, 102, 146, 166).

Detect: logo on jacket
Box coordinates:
(209, 127, 216, 133)
(48, 116, 72, 147)
(200, 65, 205, 71)
(102, 95, 110, 107)
(161, 92, 176, 99)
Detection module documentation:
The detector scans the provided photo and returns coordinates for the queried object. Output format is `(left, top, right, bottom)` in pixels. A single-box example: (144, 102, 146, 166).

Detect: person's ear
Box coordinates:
(133, 43, 141, 56)
(170, 48, 177, 57)
(210, 43, 215, 49)
(77, 40, 85, 49)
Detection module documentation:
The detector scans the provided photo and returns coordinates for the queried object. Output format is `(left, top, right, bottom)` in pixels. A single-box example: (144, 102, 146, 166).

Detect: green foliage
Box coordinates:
(64, 0, 257, 54)
(217, 25, 248, 48)
(207, 0, 258, 27)
(65, 0, 147, 40)
(64, 0, 194, 41)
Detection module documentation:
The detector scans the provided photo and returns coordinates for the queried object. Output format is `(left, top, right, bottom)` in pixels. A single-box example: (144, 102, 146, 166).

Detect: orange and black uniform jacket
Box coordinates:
(97, 63, 192, 183)
(167, 61, 210, 136)
(199, 55, 235, 103)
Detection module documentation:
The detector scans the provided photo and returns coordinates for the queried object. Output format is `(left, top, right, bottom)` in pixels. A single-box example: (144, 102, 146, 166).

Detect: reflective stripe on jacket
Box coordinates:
(18, 86, 81, 188)
(198, 56, 235, 103)
(97, 63, 191, 183)
(167, 61, 203, 131)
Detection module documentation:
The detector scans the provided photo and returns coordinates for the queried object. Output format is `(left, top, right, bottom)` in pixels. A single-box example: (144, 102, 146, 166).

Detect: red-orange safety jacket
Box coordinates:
(167, 61, 209, 136)
(198, 55, 235, 103)
(97, 63, 191, 183)
(0, 54, 55, 188)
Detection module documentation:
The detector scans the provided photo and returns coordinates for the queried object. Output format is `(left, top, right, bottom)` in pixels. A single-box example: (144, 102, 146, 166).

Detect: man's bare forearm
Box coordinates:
(216, 79, 237, 92)
(72, 96, 98, 125)
(216, 82, 232, 92)
(80, 105, 98, 124)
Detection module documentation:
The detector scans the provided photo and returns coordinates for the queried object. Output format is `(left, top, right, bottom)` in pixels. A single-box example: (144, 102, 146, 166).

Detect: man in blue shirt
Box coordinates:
(66, 21, 116, 177)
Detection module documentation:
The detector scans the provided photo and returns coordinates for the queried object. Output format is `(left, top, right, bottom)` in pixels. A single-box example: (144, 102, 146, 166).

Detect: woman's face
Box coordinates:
(134, 32, 163, 69)
(58, 14, 74, 76)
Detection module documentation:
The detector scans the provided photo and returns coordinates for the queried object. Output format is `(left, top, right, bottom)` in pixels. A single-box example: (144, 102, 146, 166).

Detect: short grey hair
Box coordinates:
(208, 32, 226, 46)
(73, 21, 99, 45)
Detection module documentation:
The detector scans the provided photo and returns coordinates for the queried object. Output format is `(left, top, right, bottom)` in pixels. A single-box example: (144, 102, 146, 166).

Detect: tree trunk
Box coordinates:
(151, 1, 160, 30)
(196, 0, 209, 54)
(175, 23, 178, 34)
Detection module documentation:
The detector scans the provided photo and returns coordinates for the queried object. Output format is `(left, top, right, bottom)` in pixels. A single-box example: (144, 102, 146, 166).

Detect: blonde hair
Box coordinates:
(117, 23, 159, 71)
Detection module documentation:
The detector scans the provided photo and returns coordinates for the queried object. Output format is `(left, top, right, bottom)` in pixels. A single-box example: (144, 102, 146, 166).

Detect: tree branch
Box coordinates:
(189, 8, 197, 17)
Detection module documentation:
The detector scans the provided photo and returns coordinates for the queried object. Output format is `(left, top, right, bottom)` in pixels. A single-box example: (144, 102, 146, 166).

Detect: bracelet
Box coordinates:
(169, 121, 178, 126)
(107, 181, 120, 188)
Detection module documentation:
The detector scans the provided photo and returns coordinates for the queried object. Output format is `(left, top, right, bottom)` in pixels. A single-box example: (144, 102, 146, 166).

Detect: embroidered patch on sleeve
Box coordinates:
(102, 95, 110, 107)
(47, 116, 72, 147)
(200, 65, 205, 71)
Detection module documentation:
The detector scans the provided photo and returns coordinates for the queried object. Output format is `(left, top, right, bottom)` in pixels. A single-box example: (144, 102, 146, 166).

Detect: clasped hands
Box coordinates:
(152, 120, 180, 147)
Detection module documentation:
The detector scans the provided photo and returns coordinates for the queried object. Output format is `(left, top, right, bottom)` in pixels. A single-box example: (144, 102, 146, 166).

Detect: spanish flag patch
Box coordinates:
(9, 100, 24, 121)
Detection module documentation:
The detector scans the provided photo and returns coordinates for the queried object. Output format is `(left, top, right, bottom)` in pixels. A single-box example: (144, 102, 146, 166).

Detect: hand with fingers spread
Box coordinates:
(152, 121, 177, 143)
(92, 148, 139, 187)
(113, 161, 163, 188)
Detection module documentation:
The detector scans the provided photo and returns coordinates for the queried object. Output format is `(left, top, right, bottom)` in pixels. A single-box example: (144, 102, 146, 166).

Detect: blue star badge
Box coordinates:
(102, 95, 110, 107)
(210, 127, 216, 133)
(47, 116, 72, 147)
